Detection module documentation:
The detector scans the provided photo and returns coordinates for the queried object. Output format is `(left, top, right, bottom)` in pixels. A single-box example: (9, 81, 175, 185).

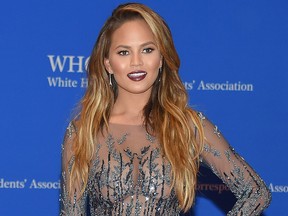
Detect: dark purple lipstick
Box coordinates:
(127, 71, 147, 81)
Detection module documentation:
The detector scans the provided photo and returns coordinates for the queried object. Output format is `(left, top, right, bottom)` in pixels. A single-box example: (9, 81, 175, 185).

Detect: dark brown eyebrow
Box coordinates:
(114, 41, 156, 50)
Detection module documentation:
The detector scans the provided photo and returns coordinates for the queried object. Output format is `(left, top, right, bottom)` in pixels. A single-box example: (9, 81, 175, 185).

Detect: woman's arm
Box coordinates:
(60, 122, 87, 216)
(198, 112, 271, 215)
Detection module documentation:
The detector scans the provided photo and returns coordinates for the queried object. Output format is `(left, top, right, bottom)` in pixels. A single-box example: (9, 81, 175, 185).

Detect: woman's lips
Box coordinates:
(127, 71, 147, 81)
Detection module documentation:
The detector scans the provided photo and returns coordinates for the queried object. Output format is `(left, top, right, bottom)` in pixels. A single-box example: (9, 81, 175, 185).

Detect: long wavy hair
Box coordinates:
(70, 3, 204, 212)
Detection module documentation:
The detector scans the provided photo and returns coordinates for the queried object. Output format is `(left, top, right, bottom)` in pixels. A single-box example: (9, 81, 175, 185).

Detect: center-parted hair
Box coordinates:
(70, 3, 204, 212)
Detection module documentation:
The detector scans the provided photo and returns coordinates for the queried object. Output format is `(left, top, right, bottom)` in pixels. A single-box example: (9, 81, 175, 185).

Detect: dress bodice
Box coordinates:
(60, 123, 180, 215)
(88, 123, 179, 215)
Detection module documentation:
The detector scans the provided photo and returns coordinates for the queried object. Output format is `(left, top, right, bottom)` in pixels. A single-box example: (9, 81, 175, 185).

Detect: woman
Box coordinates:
(60, 3, 271, 215)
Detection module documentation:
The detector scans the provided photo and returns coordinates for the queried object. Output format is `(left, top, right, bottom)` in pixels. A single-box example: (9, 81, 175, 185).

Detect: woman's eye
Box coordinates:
(118, 50, 129, 56)
(142, 48, 154, 54)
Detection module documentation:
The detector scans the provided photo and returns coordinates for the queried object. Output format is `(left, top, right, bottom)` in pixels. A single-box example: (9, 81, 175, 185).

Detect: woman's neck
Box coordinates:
(110, 92, 150, 125)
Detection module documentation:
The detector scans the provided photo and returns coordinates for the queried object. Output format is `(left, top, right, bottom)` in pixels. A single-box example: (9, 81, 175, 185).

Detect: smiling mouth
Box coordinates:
(127, 71, 147, 81)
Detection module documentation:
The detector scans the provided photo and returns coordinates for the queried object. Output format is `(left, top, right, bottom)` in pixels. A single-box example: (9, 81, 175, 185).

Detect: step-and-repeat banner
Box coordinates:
(1, 0, 287, 215)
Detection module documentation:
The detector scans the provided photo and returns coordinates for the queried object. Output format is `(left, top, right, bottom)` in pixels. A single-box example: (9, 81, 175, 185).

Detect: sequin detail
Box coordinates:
(213, 125, 221, 138)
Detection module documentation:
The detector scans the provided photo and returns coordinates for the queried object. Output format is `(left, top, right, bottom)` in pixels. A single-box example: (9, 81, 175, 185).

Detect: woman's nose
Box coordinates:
(130, 53, 143, 67)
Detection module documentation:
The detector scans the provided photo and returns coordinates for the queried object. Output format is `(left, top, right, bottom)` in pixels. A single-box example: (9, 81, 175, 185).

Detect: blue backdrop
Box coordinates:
(1, 0, 287, 215)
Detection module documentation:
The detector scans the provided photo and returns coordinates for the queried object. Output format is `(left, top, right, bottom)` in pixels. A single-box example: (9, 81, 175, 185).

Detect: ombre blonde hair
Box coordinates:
(70, 3, 204, 212)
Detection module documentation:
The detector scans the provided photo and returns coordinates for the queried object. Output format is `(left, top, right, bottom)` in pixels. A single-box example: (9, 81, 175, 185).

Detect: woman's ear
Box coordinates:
(104, 58, 113, 74)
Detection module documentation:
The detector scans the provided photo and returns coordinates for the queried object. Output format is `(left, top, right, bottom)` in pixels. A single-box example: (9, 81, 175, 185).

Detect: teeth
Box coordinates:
(128, 72, 146, 77)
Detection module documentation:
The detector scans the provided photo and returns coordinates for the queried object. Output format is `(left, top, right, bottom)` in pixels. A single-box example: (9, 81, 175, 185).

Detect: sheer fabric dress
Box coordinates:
(60, 113, 271, 215)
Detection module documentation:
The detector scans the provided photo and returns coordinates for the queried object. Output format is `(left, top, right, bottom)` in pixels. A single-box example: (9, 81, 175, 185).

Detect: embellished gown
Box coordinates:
(60, 113, 271, 215)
